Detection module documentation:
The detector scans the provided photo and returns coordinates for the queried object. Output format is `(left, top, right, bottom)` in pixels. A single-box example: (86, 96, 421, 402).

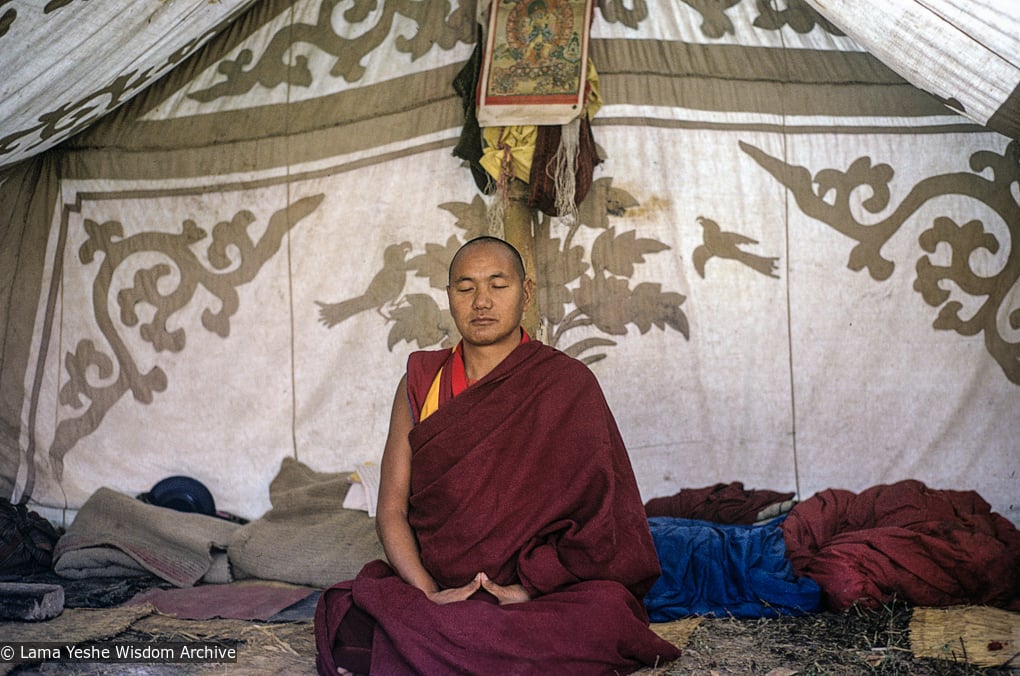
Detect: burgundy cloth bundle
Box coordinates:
(781, 479, 1020, 611)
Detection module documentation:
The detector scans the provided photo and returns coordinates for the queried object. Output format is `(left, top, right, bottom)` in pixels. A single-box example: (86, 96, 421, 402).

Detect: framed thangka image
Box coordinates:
(476, 0, 594, 127)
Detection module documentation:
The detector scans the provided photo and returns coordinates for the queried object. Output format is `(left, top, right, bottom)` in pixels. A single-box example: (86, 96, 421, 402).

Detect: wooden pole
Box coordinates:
(502, 177, 540, 339)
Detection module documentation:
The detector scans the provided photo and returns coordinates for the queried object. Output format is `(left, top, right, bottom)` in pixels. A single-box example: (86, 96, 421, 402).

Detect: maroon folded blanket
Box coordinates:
(781, 479, 1020, 611)
(125, 580, 315, 621)
(645, 482, 795, 524)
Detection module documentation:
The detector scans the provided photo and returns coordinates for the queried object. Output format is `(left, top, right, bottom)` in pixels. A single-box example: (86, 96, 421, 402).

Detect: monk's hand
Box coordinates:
(479, 573, 530, 605)
(426, 573, 483, 605)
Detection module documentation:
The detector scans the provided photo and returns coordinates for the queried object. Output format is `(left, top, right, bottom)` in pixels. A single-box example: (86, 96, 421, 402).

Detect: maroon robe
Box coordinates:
(314, 340, 681, 674)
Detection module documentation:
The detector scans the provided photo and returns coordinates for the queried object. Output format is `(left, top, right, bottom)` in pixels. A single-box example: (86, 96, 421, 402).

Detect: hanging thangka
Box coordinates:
(477, 0, 593, 126)
(471, 0, 601, 222)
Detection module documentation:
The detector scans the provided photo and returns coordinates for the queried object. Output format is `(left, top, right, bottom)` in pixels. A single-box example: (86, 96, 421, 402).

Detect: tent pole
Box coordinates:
(503, 177, 540, 339)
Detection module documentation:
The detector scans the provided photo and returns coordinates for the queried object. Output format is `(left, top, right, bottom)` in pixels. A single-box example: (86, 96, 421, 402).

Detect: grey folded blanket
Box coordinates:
(53, 459, 385, 590)
(228, 457, 385, 588)
(54, 487, 238, 587)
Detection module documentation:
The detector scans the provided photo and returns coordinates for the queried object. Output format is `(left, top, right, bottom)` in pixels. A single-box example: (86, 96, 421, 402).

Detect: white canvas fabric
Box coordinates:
(0, 0, 261, 171)
(1, 0, 1017, 528)
(804, 0, 1020, 138)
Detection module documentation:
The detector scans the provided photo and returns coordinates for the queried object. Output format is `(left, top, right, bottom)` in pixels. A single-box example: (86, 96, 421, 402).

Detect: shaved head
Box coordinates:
(449, 236, 526, 285)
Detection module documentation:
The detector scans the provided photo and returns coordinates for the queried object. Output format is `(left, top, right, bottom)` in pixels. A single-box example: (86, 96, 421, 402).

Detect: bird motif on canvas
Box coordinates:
(312, 178, 689, 365)
(315, 241, 412, 327)
(692, 216, 779, 279)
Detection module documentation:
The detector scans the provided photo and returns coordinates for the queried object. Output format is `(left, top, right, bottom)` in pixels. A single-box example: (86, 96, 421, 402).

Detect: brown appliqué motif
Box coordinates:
(751, 0, 843, 36)
(0, 1, 14, 38)
(693, 216, 779, 279)
(741, 139, 1020, 385)
(598, 0, 842, 38)
(0, 19, 231, 162)
(1, 72, 156, 161)
(190, 0, 845, 106)
(45, 195, 325, 482)
(679, 0, 741, 39)
(316, 177, 689, 364)
(0, 0, 85, 40)
(189, 0, 476, 102)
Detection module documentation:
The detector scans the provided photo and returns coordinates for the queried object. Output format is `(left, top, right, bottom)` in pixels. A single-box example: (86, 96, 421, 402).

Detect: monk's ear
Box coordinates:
(522, 276, 535, 309)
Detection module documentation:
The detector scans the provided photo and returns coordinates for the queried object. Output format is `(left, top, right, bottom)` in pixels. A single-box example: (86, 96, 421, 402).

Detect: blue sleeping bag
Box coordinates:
(644, 515, 821, 620)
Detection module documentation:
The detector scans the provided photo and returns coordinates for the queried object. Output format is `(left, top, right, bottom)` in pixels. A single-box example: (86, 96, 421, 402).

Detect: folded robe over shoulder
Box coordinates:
(315, 340, 681, 675)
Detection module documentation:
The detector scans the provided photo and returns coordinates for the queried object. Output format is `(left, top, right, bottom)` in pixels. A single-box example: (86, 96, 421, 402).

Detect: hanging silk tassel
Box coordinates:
(486, 127, 515, 235)
(548, 117, 581, 224)
(486, 191, 506, 237)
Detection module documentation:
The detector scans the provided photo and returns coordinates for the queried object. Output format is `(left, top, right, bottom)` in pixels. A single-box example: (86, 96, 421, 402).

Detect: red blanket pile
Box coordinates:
(781, 479, 1020, 611)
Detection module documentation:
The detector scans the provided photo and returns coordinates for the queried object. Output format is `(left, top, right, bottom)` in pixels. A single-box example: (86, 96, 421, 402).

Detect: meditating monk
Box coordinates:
(314, 236, 681, 674)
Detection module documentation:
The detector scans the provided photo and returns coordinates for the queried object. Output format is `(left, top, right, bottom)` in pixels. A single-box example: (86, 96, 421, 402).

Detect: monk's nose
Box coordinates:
(473, 291, 492, 310)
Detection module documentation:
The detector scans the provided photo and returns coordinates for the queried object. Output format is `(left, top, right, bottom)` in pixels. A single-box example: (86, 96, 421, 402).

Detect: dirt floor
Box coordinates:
(3, 574, 1017, 675)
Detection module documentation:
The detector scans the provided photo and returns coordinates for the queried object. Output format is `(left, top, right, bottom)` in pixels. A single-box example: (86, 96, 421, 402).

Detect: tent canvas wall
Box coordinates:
(1, 0, 1017, 528)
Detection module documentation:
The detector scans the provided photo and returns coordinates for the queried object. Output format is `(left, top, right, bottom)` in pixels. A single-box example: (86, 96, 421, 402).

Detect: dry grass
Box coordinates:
(7, 614, 314, 675)
(5, 577, 1018, 675)
(660, 600, 1019, 675)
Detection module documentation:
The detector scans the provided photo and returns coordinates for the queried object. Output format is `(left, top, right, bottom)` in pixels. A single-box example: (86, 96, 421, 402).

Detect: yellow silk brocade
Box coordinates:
(477, 60, 603, 185)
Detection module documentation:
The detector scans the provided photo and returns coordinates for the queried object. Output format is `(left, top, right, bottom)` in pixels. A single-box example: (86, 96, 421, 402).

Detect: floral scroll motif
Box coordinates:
(740, 140, 1020, 385)
(189, 0, 476, 102)
(0, 19, 232, 163)
(193, 0, 847, 105)
(751, 0, 843, 36)
(0, 0, 82, 40)
(676, 0, 741, 39)
(1, 75, 153, 163)
(595, 0, 648, 30)
(598, 0, 842, 38)
(48, 195, 325, 478)
(316, 177, 689, 364)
